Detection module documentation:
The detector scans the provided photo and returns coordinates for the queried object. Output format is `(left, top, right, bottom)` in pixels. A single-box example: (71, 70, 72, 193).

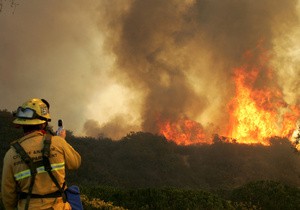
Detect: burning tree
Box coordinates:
(158, 45, 300, 147)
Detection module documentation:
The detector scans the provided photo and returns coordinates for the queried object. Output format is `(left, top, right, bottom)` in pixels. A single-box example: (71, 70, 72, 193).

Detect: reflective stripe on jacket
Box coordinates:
(1, 131, 81, 210)
(14, 162, 65, 181)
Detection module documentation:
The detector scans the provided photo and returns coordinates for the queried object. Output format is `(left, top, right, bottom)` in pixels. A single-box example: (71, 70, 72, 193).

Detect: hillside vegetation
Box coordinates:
(1, 109, 300, 209)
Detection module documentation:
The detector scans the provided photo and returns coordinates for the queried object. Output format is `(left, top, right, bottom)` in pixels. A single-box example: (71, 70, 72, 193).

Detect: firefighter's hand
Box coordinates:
(57, 129, 66, 139)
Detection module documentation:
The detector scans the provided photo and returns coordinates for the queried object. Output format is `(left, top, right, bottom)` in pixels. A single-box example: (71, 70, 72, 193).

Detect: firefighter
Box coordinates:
(1, 98, 81, 210)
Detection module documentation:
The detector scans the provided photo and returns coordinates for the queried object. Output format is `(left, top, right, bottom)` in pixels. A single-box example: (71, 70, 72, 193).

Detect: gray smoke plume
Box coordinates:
(94, 0, 300, 138)
(0, 0, 299, 139)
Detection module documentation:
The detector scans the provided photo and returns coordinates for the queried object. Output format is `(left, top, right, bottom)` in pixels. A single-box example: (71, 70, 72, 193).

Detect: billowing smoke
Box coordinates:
(84, 114, 139, 139)
(0, 0, 300, 139)
(94, 0, 300, 137)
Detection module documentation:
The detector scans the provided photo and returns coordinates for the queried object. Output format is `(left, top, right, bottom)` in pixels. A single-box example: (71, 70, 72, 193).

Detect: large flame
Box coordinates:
(226, 49, 300, 145)
(158, 48, 300, 146)
(227, 66, 295, 145)
(158, 116, 208, 145)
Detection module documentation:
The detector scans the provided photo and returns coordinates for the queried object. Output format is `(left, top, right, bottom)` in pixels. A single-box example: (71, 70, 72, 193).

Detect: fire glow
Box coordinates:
(159, 49, 300, 146)
(158, 117, 207, 145)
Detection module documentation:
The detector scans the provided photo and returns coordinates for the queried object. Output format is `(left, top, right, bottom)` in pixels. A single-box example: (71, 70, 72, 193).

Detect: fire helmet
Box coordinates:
(13, 98, 51, 125)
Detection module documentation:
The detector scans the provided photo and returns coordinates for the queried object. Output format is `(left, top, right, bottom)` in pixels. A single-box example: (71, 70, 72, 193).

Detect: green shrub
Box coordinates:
(81, 186, 236, 210)
(230, 180, 300, 210)
(81, 194, 127, 210)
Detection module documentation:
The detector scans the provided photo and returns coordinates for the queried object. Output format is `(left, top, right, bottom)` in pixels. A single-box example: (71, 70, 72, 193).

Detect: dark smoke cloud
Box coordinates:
(96, 0, 300, 137)
(1, 0, 299, 139)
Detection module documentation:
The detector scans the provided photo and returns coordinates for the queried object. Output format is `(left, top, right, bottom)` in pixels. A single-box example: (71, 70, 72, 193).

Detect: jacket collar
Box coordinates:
(18, 130, 45, 143)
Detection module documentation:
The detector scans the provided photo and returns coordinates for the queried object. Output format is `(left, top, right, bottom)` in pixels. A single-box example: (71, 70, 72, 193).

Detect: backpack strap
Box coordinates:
(12, 133, 67, 210)
(11, 142, 37, 210)
(42, 134, 66, 202)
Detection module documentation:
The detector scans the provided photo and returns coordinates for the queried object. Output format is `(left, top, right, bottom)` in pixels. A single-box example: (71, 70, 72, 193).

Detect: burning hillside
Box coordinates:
(80, 0, 300, 143)
(226, 46, 300, 145)
(1, 1, 300, 141)
(158, 45, 300, 146)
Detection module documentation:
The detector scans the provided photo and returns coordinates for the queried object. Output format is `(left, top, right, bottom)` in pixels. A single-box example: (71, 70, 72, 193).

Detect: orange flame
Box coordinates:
(227, 69, 281, 145)
(158, 48, 300, 146)
(158, 117, 209, 145)
(226, 50, 299, 145)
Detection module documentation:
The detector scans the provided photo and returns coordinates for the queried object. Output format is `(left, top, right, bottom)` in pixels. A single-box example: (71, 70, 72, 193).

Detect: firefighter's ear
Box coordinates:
(39, 122, 47, 130)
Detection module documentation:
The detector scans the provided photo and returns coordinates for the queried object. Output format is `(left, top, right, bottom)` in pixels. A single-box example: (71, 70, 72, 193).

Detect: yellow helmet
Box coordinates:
(13, 98, 51, 125)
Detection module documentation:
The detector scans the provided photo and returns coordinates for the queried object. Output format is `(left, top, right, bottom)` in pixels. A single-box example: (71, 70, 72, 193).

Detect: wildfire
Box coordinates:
(225, 49, 300, 145)
(158, 48, 300, 146)
(227, 67, 292, 145)
(158, 116, 208, 145)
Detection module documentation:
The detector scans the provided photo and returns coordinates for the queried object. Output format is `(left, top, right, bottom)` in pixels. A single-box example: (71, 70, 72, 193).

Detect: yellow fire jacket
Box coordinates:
(1, 131, 81, 210)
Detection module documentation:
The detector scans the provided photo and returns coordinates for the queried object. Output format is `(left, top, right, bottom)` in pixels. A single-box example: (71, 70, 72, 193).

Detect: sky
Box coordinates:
(1, 0, 300, 140)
